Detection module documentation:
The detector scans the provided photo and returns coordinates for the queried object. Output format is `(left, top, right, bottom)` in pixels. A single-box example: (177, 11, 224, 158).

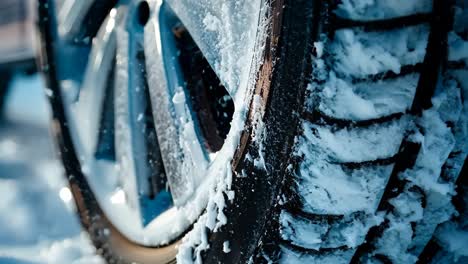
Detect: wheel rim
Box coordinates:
(49, 0, 262, 246)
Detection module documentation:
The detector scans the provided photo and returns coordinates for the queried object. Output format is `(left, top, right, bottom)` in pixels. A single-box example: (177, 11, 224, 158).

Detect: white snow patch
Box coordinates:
(330, 25, 429, 78)
(318, 72, 418, 120)
(296, 159, 393, 215)
(448, 31, 468, 62)
(280, 211, 384, 250)
(300, 117, 408, 163)
(202, 13, 220, 32)
(437, 222, 468, 261)
(223, 241, 231, 253)
(335, 0, 432, 21)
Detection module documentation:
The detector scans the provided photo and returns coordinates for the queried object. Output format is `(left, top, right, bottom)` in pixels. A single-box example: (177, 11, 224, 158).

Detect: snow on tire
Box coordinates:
(269, 1, 468, 264)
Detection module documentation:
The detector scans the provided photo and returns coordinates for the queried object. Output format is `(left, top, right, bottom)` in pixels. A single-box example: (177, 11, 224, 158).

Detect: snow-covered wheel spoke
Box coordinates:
(114, 7, 171, 226)
(144, 1, 251, 206)
(71, 9, 120, 158)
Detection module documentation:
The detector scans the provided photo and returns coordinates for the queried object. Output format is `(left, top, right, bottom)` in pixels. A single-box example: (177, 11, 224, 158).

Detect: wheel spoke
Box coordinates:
(164, 0, 261, 97)
(72, 8, 121, 158)
(114, 7, 171, 226)
(145, 0, 264, 226)
(144, 6, 210, 206)
(57, 0, 117, 42)
(56, 0, 94, 39)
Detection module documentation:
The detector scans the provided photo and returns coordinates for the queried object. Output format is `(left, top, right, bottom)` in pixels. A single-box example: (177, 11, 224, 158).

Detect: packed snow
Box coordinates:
(280, 0, 468, 263)
(330, 25, 429, 78)
(317, 73, 418, 120)
(334, 0, 433, 21)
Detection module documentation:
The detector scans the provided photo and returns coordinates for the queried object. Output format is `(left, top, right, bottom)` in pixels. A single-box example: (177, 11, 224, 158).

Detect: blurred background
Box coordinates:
(0, 0, 102, 263)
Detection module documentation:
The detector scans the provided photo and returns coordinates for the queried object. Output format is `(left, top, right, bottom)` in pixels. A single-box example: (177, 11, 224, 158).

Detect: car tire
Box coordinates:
(38, 0, 468, 263)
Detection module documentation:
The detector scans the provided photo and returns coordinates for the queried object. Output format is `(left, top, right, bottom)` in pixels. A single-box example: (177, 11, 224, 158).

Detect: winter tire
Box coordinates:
(38, 0, 467, 263)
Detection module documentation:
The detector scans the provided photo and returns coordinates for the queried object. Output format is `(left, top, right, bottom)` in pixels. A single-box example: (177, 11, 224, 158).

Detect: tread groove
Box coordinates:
(416, 238, 442, 264)
(377, 141, 422, 211)
(447, 60, 468, 70)
(332, 13, 433, 32)
(303, 110, 404, 128)
(410, 0, 452, 114)
(281, 203, 345, 223)
(343, 63, 423, 84)
(338, 156, 398, 170)
(280, 239, 349, 254)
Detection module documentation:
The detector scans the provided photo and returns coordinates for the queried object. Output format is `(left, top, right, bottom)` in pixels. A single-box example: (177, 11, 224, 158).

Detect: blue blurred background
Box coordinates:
(0, 1, 102, 263)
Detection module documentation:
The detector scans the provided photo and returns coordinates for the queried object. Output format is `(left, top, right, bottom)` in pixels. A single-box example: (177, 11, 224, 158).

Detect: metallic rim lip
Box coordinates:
(44, 0, 266, 248)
